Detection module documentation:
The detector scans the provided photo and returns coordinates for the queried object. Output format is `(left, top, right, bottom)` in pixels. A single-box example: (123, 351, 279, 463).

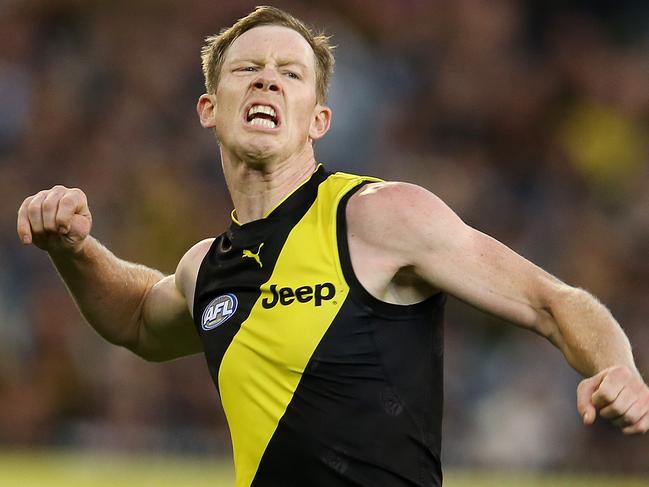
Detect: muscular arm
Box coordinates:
(349, 182, 649, 434)
(18, 186, 204, 362)
(50, 237, 203, 361)
(407, 222, 634, 378)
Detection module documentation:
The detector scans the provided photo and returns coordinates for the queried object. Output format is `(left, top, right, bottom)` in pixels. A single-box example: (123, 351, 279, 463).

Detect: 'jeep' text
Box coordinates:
(262, 283, 336, 308)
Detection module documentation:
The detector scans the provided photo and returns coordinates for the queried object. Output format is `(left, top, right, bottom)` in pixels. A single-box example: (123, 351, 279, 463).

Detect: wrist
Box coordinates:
(48, 236, 93, 262)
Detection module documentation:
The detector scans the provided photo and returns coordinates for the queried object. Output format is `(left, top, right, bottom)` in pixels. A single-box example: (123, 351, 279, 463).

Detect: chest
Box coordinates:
(193, 209, 349, 387)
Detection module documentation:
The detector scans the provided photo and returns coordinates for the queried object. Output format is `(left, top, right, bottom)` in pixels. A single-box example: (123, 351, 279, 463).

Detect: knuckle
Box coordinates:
(616, 366, 632, 381)
(27, 201, 41, 218)
(29, 191, 46, 204)
(41, 198, 57, 213)
(69, 187, 85, 199)
(28, 192, 45, 208)
(595, 389, 615, 404)
(63, 188, 86, 206)
(52, 184, 67, 191)
(601, 383, 622, 402)
(58, 192, 76, 207)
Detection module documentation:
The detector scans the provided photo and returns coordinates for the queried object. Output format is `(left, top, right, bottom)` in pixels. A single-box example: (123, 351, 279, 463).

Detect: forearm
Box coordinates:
(544, 286, 637, 378)
(49, 236, 164, 350)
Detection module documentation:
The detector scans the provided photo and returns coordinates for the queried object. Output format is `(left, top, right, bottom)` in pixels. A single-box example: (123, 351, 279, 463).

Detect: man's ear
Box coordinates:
(197, 94, 217, 128)
(309, 104, 332, 140)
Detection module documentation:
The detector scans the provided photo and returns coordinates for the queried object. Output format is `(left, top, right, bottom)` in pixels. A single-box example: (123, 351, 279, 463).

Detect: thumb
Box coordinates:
(68, 213, 92, 239)
(576, 370, 607, 425)
(59, 213, 92, 249)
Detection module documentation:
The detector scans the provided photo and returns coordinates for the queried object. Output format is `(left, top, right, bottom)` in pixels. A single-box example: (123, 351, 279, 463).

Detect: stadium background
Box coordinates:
(1, 0, 648, 484)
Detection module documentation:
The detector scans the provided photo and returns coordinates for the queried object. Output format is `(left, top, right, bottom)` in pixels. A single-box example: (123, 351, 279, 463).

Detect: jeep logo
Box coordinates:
(261, 283, 336, 309)
(201, 294, 238, 331)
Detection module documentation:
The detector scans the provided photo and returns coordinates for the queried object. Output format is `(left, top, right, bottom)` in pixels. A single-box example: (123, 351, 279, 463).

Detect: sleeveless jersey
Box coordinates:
(193, 165, 445, 487)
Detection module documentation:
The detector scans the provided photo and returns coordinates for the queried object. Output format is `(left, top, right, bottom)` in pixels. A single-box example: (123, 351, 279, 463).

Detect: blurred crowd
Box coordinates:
(1, 0, 648, 475)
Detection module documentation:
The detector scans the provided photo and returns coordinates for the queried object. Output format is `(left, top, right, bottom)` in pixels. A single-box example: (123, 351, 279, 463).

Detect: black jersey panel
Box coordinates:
(251, 297, 444, 487)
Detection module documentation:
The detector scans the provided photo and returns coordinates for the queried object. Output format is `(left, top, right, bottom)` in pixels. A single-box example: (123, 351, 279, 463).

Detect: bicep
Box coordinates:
(377, 185, 564, 334)
(353, 182, 562, 334)
(415, 222, 559, 330)
(139, 274, 203, 361)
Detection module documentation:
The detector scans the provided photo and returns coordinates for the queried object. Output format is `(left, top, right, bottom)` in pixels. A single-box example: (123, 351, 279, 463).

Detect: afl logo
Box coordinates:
(201, 294, 238, 331)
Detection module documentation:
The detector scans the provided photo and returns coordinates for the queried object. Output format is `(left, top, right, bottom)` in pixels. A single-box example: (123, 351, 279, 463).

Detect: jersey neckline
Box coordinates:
(227, 164, 329, 240)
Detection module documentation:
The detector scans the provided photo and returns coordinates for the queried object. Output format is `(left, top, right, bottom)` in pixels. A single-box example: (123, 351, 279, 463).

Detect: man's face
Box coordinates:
(199, 25, 330, 164)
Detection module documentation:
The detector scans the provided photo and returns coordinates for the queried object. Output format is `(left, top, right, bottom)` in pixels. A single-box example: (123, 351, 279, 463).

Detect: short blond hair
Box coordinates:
(201, 6, 335, 104)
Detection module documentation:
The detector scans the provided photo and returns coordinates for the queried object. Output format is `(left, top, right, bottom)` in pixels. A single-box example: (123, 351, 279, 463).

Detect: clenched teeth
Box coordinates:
(248, 105, 276, 118)
(247, 104, 278, 128)
(250, 118, 277, 128)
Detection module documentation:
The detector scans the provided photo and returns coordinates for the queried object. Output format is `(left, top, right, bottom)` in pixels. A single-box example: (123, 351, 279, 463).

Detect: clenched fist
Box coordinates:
(17, 185, 92, 254)
(577, 365, 649, 435)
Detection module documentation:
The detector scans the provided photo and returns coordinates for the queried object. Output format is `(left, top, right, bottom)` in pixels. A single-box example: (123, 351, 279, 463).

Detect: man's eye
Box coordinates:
(239, 66, 257, 72)
(285, 72, 300, 80)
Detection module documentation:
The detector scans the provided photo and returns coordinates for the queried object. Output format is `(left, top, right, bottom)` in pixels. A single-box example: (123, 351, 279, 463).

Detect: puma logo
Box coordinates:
(242, 243, 264, 268)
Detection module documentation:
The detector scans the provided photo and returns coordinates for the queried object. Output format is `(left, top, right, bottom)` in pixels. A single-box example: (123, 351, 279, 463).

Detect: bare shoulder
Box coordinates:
(175, 238, 215, 299)
(346, 181, 467, 255)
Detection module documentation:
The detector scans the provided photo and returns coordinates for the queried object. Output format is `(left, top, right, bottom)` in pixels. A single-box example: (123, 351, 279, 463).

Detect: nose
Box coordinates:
(253, 79, 281, 92)
(252, 69, 281, 93)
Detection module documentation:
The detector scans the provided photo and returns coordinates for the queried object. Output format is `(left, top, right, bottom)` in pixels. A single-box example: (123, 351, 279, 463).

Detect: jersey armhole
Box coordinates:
(335, 183, 444, 318)
(191, 236, 223, 326)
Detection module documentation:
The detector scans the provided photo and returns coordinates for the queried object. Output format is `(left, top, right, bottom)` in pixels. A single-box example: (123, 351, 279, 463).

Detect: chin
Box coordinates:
(239, 141, 282, 165)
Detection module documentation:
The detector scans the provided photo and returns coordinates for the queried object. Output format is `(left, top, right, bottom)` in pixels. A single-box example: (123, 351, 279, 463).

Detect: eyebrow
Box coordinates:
(228, 58, 308, 69)
(278, 60, 307, 68)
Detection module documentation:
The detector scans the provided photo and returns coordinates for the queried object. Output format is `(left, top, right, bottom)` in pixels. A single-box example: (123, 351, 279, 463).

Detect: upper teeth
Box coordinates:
(248, 105, 276, 119)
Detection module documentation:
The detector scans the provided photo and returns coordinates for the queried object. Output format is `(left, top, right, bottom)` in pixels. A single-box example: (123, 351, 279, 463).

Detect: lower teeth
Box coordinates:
(250, 118, 276, 128)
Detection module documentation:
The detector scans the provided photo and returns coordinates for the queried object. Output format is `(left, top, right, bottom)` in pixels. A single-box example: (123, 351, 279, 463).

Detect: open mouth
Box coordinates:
(245, 104, 280, 129)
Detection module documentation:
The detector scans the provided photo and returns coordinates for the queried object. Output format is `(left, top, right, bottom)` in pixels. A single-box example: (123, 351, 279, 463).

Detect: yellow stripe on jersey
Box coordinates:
(231, 163, 325, 225)
(218, 172, 379, 487)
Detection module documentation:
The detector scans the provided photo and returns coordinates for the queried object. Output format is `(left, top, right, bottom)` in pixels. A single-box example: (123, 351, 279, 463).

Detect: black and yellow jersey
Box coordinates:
(193, 165, 445, 487)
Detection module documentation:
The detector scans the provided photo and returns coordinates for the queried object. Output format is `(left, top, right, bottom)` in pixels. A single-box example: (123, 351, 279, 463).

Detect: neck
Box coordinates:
(221, 144, 318, 224)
